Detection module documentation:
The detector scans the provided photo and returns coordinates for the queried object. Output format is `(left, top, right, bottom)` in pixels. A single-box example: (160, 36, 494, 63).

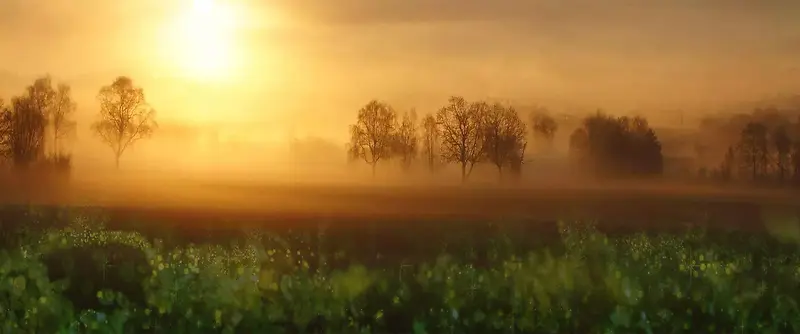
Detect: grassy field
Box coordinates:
(1, 183, 799, 333)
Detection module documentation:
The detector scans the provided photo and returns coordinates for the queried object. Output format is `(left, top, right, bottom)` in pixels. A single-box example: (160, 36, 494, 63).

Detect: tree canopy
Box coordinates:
(347, 100, 397, 175)
(569, 112, 663, 177)
(436, 96, 487, 182)
(91, 76, 157, 168)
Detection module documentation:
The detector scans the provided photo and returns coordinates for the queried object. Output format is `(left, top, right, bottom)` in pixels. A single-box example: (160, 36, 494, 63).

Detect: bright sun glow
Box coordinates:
(165, 0, 242, 80)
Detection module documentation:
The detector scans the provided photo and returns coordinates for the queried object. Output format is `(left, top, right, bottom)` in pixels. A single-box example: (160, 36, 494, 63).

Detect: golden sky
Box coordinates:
(1, 0, 799, 148)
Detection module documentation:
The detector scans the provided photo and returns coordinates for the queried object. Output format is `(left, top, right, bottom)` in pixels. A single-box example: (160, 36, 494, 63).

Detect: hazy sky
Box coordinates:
(1, 0, 799, 145)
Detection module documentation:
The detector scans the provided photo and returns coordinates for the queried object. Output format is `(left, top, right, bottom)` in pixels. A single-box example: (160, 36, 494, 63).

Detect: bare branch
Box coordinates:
(347, 100, 397, 175)
(91, 76, 158, 168)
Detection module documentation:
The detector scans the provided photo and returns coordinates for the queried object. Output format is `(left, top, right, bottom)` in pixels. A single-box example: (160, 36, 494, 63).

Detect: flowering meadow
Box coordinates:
(0, 207, 798, 333)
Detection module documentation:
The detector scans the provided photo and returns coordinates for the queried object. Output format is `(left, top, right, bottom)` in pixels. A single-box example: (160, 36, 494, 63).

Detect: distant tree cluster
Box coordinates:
(568, 112, 663, 177)
(0, 76, 75, 174)
(0, 75, 158, 181)
(348, 96, 529, 181)
(530, 108, 558, 153)
(708, 109, 800, 185)
(347, 98, 672, 182)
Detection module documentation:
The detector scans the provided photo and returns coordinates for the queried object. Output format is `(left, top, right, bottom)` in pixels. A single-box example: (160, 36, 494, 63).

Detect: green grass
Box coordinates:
(0, 207, 799, 333)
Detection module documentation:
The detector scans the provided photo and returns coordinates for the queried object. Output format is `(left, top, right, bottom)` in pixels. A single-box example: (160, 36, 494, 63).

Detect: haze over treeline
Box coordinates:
(1, 0, 799, 182)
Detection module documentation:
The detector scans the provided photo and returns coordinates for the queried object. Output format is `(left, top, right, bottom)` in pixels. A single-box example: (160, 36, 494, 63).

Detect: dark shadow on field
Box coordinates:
(0, 206, 76, 248)
(42, 244, 149, 311)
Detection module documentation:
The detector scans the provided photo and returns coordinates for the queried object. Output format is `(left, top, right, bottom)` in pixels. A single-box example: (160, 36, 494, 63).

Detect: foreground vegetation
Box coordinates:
(0, 208, 798, 333)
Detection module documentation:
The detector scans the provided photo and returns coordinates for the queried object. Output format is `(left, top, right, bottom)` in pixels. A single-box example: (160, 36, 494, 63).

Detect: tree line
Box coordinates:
(706, 110, 800, 186)
(0, 75, 158, 176)
(348, 97, 665, 181)
(8, 74, 798, 188)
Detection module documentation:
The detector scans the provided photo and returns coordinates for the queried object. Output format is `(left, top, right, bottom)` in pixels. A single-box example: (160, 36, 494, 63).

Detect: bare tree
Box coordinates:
(392, 109, 417, 172)
(772, 125, 792, 182)
(737, 122, 769, 181)
(5, 97, 47, 167)
(0, 78, 55, 167)
(92, 76, 158, 168)
(437, 96, 487, 182)
(531, 111, 558, 152)
(49, 84, 77, 158)
(347, 100, 397, 176)
(26, 76, 57, 125)
(420, 113, 440, 172)
(482, 103, 527, 178)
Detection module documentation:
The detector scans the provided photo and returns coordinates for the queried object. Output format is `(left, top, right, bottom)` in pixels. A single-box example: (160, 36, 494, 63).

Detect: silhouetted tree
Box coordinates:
(0, 77, 55, 167)
(737, 122, 769, 181)
(568, 112, 662, 177)
(531, 112, 558, 152)
(24, 76, 56, 123)
(772, 125, 792, 182)
(420, 113, 440, 172)
(49, 84, 77, 158)
(483, 103, 527, 178)
(792, 141, 800, 185)
(347, 100, 397, 176)
(92, 76, 158, 169)
(393, 109, 418, 172)
(437, 96, 487, 182)
(719, 146, 736, 181)
(621, 116, 663, 175)
(0, 99, 9, 160)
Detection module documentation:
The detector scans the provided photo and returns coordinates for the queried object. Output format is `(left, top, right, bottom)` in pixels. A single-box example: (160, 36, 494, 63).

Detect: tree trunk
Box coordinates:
(461, 163, 467, 183)
(52, 128, 58, 158)
(115, 154, 121, 169)
(497, 164, 503, 182)
(371, 163, 376, 178)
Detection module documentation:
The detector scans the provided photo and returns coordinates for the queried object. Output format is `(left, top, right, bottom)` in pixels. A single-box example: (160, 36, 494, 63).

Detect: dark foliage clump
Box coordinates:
(569, 112, 663, 177)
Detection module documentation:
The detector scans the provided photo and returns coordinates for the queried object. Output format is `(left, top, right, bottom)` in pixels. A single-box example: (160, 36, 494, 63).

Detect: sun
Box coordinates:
(164, 0, 242, 81)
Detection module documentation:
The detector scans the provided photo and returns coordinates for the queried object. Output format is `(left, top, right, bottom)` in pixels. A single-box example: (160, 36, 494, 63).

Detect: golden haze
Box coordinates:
(0, 0, 798, 177)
